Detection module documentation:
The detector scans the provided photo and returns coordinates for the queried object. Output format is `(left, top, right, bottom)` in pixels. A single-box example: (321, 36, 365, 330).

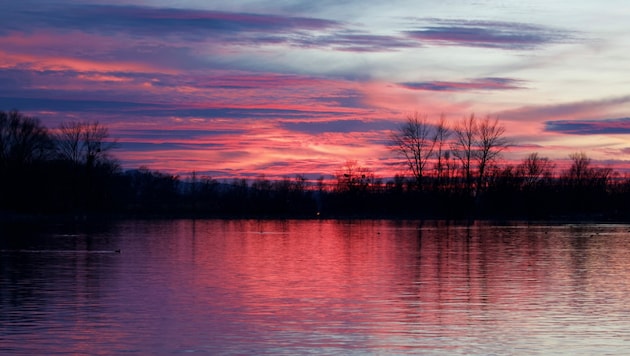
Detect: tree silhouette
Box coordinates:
(0, 110, 52, 211)
(518, 152, 553, 189)
(451, 114, 508, 196)
(55, 121, 115, 168)
(53, 121, 118, 212)
(451, 114, 477, 195)
(391, 112, 437, 189)
(475, 116, 508, 194)
(560, 152, 613, 213)
(432, 115, 451, 189)
(3, 106, 630, 220)
(335, 160, 375, 193)
(0, 110, 51, 171)
(566, 152, 591, 185)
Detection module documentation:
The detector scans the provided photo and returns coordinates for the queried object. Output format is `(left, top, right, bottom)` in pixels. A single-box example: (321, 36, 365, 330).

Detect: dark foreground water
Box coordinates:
(2, 220, 630, 355)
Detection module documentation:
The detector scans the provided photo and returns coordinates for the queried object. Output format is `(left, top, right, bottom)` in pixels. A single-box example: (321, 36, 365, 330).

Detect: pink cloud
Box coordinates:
(0, 49, 175, 74)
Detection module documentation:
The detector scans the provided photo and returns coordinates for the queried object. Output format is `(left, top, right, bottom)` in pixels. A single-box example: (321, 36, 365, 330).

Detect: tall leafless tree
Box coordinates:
(391, 112, 437, 189)
(55, 121, 117, 212)
(518, 152, 554, 189)
(56, 121, 83, 165)
(566, 152, 590, 184)
(0, 110, 51, 209)
(452, 114, 508, 195)
(0, 110, 51, 170)
(564, 152, 612, 189)
(475, 116, 508, 192)
(451, 114, 478, 194)
(56, 121, 114, 168)
(433, 114, 451, 187)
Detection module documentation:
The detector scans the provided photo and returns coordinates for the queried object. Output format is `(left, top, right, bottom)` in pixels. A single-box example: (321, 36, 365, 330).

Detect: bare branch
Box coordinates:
(390, 112, 437, 188)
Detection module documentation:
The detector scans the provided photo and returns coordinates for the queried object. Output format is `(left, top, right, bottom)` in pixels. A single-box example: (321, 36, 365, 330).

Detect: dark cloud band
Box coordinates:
(399, 77, 524, 91)
(406, 19, 573, 49)
(545, 118, 630, 135)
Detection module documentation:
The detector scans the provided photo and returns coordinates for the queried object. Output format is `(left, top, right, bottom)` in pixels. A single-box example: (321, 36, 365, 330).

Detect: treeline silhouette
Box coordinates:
(2, 109, 630, 220)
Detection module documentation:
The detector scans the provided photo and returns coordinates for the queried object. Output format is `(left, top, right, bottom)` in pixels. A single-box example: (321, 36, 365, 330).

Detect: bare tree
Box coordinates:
(83, 121, 111, 168)
(335, 160, 375, 193)
(518, 152, 554, 189)
(566, 152, 590, 184)
(54, 121, 117, 212)
(0, 110, 51, 170)
(56, 121, 114, 168)
(451, 114, 477, 194)
(0, 110, 52, 209)
(561, 152, 612, 214)
(475, 116, 508, 192)
(452, 114, 508, 195)
(56, 121, 83, 165)
(442, 150, 458, 188)
(564, 152, 612, 189)
(433, 114, 451, 187)
(391, 112, 437, 189)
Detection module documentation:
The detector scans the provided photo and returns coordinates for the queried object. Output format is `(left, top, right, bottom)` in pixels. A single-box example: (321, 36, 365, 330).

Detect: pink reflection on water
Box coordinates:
(4, 220, 630, 354)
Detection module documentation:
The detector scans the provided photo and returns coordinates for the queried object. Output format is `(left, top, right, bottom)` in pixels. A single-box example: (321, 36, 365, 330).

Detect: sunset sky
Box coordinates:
(2, 0, 630, 180)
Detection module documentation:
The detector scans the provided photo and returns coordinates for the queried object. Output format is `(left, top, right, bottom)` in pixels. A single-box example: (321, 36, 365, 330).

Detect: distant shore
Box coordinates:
(2, 210, 629, 225)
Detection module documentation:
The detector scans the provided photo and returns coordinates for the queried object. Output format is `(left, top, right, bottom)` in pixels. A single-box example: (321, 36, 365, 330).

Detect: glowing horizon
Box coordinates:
(2, 1, 630, 180)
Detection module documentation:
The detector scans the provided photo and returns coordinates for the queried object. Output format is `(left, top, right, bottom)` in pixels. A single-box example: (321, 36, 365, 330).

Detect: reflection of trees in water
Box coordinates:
(0, 221, 121, 319)
(394, 223, 567, 327)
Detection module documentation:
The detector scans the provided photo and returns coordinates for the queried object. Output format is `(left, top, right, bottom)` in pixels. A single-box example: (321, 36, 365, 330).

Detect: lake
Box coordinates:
(2, 219, 630, 355)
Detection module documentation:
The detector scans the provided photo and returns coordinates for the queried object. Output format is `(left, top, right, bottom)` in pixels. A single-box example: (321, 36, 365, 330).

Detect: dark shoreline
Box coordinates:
(2, 211, 629, 225)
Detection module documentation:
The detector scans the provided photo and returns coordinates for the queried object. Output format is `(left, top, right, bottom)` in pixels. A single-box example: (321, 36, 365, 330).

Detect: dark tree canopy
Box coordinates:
(0, 110, 51, 171)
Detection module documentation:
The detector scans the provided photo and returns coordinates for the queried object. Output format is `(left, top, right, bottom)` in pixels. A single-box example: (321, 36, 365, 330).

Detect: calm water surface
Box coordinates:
(2, 220, 630, 355)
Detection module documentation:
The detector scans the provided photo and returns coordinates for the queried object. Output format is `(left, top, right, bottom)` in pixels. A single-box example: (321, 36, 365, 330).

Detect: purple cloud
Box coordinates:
(298, 31, 417, 52)
(399, 77, 524, 91)
(8, 4, 340, 36)
(0, 96, 160, 113)
(545, 117, 630, 135)
(0, 95, 353, 120)
(499, 96, 630, 122)
(406, 19, 572, 49)
(4, 3, 425, 53)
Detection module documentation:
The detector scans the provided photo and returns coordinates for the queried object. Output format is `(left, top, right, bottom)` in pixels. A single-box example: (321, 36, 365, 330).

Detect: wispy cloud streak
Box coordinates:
(399, 77, 524, 91)
(6, 4, 340, 35)
(3, 3, 420, 53)
(499, 96, 630, 122)
(545, 117, 630, 135)
(406, 19, 573, 49)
